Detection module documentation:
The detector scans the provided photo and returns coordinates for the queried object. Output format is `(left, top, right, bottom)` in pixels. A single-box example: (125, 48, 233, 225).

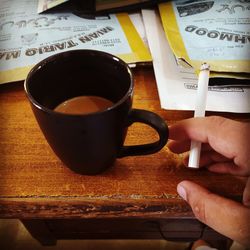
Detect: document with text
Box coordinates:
(0, 0, 151, 84)
(142, 9, 250, 113)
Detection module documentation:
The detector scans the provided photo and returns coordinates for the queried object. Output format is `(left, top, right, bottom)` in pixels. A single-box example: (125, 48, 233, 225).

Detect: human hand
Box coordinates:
(167, 116, 250, 246)
(168, 116, 250, 176)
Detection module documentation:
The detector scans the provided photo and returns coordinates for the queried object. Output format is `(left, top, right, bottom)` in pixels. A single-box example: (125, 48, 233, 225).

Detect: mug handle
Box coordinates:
(118, 109, 168, 158)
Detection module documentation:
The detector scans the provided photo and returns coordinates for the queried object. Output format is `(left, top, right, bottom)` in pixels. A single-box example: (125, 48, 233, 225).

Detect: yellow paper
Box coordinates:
(0, 1, 151, 84)
(159, 2, 250, 76)
(116, 13, 152, 64)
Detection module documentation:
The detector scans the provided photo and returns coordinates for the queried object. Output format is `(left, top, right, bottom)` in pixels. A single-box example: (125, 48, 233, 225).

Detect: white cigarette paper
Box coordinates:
(188, 63, 210, 168)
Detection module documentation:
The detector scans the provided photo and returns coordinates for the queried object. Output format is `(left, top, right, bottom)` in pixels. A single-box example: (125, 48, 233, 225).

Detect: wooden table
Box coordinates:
(0, 67, 249, 249)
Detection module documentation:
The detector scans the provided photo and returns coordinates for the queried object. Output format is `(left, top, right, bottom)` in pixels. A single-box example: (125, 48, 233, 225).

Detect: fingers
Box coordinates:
(167, 140, 212, 154)
(199, 151, 229, 167)
(182, 149, 230, 168)
(168, 116, 250, 175)
(182, 157, 247, 176)
(207, 162, 248, 176)
(172, 143, 236, 173)
(167, 139, 190, 153)
(177, 180, 250, 246)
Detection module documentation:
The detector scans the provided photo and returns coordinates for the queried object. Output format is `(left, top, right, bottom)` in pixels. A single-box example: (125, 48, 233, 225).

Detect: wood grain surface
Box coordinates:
(0, 67, 249, 219)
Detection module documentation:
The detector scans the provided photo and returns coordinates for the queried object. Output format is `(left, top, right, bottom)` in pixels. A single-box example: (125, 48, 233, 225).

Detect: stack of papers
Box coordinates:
(142, 8, 250, 113)
(0, 0, 151, 84)
(158, 1, 250, 77)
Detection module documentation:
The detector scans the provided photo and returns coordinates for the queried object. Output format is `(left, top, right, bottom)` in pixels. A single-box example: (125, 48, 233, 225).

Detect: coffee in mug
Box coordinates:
(24, 50, 168, 175)
(54, 96, 114, 115)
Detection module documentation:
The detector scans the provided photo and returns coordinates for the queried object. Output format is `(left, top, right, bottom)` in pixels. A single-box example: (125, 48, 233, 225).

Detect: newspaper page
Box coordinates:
(142, 8, 250, 113)
(158, 0, 250, 75)
(0, 0, 152, 84)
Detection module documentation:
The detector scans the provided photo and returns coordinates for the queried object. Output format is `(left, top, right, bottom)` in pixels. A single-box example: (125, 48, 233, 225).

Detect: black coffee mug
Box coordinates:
(24, 50, 168, 175)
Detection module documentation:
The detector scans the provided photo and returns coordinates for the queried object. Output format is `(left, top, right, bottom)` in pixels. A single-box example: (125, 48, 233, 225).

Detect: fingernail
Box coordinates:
(177, 184, 187, 201)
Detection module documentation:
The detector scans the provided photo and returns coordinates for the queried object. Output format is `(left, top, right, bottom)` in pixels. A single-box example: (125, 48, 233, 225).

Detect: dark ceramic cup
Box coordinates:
(24, 50, 168, 175)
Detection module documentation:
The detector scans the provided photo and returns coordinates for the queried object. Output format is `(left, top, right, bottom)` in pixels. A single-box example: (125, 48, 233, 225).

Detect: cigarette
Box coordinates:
(188, 63, 210, 168)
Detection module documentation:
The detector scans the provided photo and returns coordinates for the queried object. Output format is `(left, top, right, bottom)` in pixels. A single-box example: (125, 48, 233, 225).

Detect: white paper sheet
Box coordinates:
(142, 9, 250, 113)
(129, 12, 149, 48)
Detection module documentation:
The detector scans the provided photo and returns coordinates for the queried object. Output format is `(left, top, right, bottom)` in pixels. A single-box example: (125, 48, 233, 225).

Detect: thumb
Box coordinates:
(177, 180, 250, 246)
